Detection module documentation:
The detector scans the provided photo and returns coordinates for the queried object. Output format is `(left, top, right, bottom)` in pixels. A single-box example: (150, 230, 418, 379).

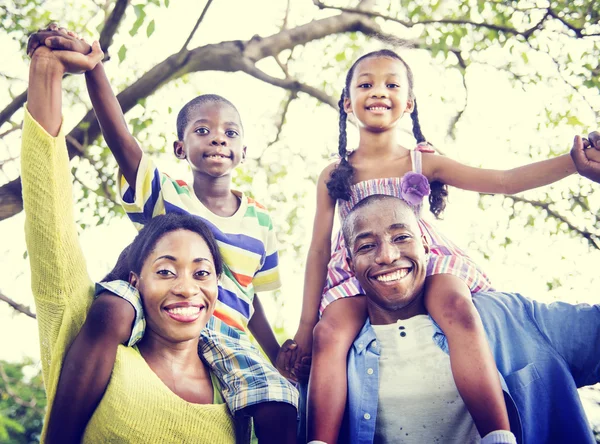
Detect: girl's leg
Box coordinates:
(307, 296, 367, 443)
(46, 294, 134, 443)
(424, 274, 510, 437)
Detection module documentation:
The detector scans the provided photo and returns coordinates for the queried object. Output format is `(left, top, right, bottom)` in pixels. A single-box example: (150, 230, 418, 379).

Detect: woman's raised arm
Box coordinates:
(22, 42, 103, 380)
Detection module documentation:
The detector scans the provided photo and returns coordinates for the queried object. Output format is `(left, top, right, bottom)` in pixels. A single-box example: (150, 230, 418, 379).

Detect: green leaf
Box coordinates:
(147, 20, 155, 37)
(118, 44, 127, 63)
(521, 52, 528, 64)
(335, 51, 345, 62)
(130, 5, 146, 36)
(165, 0, 170, 6)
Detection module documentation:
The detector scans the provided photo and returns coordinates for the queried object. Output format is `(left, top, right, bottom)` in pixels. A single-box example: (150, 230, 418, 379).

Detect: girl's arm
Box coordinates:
(292, 165, 337, 363)
(424, 152, 576, 194)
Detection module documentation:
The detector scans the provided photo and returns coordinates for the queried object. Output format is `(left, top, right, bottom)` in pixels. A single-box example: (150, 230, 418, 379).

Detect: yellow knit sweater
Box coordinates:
(21, 108, 236, 443)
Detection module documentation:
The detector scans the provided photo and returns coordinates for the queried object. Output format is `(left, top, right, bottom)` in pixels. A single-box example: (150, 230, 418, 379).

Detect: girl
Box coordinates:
(293, 49, 585, 444)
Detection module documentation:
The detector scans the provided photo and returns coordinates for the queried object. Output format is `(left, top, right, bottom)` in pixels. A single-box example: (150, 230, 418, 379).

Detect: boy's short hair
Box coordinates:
(176, 94, 243, 140)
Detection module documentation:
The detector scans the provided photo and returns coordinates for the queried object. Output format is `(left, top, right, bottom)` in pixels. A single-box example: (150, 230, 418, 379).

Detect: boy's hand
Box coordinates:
(28, 24, 91, 57)
(275, 339, 298, 381)
(28, 24, 99, 75)
(571, 131, 600, 183)
(289, 323, 313, 382)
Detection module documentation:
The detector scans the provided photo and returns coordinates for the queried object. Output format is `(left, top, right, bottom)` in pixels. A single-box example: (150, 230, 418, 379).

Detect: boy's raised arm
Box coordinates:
(39, 31, 142, 187)
(85, 63, 142, 187)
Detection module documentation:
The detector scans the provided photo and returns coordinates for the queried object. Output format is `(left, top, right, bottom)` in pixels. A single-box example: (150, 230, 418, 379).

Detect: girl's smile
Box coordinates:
(345, 56, 413, 131)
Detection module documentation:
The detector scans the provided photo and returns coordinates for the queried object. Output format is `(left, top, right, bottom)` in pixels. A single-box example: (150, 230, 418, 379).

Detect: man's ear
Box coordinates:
(129, 271, 140, 289)
(345, 247, 354, 271)
(173, 141, 186, 159)
(421, 235, 430, 255)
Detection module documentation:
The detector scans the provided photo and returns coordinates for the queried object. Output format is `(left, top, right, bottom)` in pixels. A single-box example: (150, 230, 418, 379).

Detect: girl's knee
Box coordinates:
(312, 317, 356, 353)
(433, 290, 480, 331)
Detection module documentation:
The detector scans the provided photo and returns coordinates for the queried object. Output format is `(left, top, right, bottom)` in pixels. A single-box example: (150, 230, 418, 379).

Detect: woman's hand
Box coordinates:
(28, 24, 100, 75)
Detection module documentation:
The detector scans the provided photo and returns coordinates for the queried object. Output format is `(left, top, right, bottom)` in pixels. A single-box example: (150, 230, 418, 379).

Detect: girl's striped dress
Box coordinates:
(320, 150, 493, 314)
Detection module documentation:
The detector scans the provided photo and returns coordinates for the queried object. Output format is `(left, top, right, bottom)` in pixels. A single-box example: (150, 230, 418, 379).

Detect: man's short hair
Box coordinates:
(342, 194, 415, 253)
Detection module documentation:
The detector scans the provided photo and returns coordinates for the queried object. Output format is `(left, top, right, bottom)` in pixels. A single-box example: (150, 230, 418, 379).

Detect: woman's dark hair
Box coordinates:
(101, 213, 223, 282)
(326, 49, 448, 218)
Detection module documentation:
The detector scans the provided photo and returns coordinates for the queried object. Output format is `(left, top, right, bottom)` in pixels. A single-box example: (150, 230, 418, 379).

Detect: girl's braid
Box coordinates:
(411, 99, 448, 218)
(326, 91, 354, 201)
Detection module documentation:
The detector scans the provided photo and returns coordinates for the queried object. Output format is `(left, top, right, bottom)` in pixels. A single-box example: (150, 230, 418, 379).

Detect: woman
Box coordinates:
(22, 41, 242, 442)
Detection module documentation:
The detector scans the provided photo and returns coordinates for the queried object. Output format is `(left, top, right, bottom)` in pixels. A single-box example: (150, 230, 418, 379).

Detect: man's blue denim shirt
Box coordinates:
(345, 291, 600, 444)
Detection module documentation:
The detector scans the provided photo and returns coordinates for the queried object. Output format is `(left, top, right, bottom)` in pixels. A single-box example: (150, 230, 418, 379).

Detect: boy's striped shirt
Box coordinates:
(119, 155, 281, 333)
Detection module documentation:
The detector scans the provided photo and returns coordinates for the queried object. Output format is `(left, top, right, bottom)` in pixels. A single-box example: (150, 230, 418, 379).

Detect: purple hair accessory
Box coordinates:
(400, 172, 430, 206)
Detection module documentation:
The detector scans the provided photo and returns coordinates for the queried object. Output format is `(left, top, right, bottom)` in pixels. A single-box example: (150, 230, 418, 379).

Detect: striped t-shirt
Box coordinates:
(119, 154, 281, 333)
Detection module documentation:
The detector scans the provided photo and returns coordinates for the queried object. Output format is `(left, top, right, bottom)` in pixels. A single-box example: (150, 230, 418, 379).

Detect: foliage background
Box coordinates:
(0, 0, 599, 441)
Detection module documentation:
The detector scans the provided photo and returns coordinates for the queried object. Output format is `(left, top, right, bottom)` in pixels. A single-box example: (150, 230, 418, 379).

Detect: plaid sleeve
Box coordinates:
(95, 280, 146, 347)
(118, 154, 167, 230)
(252, 214, 282, 292)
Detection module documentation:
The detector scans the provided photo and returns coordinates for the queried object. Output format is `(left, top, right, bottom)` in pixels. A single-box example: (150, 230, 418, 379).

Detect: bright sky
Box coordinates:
(1, 0, 599, 425)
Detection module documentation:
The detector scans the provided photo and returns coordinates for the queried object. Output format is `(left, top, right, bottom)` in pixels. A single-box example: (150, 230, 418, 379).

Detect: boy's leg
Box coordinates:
(242, 402, 298, 444)
(307, 296, 367, 444)
(200, 319, 299, 444)
(46, 294, 134, 443)
(424, 274, 511, 437)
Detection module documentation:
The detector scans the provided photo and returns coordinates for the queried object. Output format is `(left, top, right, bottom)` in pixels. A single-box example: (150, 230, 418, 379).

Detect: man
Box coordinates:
(341, 153, 600, 444)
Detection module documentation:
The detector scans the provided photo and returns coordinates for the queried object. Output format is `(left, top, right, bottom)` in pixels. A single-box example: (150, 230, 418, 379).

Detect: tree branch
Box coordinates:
(0, 363, 41, 412)
(0, 122, 22, 139)
(239, 61, 336, 108)
(505, 195, 600, 250)
(178, 0, 214, 56)
(0, 0, 130, 132)
(313, 0, 548, 38)
(0, 90, 27, 131)
(0, 289, 36, 319)
(98, 0, 131, 53)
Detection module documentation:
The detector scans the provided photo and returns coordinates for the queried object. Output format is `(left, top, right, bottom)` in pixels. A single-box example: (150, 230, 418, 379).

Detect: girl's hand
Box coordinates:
(290, 323, 314, 383)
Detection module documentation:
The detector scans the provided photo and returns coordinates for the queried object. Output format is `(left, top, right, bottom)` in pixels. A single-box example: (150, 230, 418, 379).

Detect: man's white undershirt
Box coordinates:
(371, 315, 480, 443)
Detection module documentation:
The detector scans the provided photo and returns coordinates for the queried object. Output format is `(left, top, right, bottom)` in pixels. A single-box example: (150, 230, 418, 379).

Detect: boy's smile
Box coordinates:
(174, 102, 246, 179)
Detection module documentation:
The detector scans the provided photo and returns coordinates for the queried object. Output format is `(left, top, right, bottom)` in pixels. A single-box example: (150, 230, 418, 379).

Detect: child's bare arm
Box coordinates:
(248, 294, 280, 365)
(46, 294, 134, 443)
(424, 151, 577, 195)
(84, 64, 142, 187)
(290, 165, 337, 366)
(39, 29, 142, 187)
